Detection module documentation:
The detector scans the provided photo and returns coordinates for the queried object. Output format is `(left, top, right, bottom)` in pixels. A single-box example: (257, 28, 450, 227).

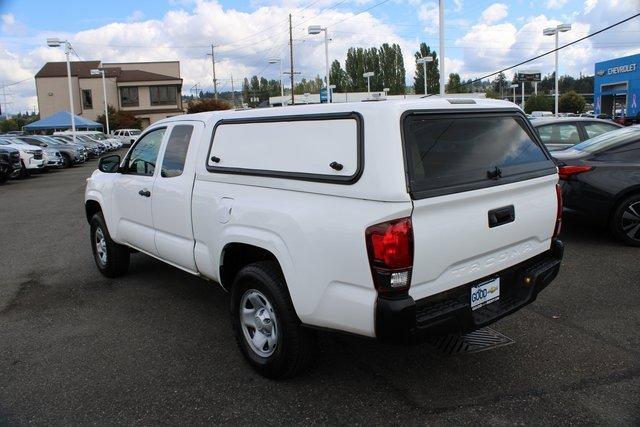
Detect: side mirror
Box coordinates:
(98, 154, 121, 173)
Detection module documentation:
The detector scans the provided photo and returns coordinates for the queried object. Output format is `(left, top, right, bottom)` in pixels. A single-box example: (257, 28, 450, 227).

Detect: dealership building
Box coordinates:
(594, 53, 639, 118)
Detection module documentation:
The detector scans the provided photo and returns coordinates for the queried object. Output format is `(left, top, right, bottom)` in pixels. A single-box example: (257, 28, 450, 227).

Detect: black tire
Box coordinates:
(61, 154, 72, 168)
(610, 194, 640, 247)
(90, 212, 130, 277)
(0, 167, 8, 184)
(230, 261, 315, 379)
(18, 161, 30, 178)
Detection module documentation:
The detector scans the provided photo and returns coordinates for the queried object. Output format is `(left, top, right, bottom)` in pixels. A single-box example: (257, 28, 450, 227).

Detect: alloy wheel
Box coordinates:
(621, 201, 640, 242)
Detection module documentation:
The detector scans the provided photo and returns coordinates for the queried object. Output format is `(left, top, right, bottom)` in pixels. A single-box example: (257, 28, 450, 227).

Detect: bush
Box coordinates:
(524, 94, 553, 114)
(96, 106, 142, 131)
(187, 99, 232, 114)
(559, 90, 586, 114)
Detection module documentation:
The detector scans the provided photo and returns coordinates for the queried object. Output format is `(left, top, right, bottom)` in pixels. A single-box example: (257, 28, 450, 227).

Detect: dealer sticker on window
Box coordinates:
(470, 277, 500, 310)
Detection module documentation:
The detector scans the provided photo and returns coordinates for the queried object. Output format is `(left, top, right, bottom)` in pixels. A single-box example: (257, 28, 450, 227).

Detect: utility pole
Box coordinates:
(207, 44, 218, 99)
(231, 75, 236, 108)
(289, 14, 295, 105)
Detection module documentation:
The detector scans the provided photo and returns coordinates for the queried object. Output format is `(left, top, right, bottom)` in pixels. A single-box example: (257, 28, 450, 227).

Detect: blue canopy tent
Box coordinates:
(24, 111, 103, 132)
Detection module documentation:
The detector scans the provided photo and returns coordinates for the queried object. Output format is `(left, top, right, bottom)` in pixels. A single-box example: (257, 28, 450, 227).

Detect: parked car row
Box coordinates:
(0, 131, 123, 184)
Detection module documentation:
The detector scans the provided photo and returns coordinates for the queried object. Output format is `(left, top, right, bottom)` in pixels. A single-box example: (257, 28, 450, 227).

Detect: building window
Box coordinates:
(120, 87, 139, 107)
(150, 86, 177, 106)
(82, 89, 93, 109)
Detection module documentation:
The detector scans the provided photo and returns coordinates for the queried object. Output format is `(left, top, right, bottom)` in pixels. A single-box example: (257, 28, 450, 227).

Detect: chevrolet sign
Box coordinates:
(607, 63, 637, 75)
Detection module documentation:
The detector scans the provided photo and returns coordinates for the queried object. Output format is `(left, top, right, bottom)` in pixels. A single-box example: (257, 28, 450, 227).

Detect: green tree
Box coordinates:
(413, 43, 439, 95)
(345, 47, 366, 92)
(559, 90, 586, 113)
(492, 72, 508, 97)
(524, 94, 554, 114)
(446, 73, 463, 93)
(329, 60, 347, 92)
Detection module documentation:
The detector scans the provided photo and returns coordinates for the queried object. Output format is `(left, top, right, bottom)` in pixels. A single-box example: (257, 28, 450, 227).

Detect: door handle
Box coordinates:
(488, 205, 515, 228)
(138, 189, 151, 197)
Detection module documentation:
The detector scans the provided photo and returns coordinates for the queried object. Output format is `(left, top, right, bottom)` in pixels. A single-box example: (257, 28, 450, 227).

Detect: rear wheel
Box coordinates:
(61, 154, 72, 168)
(90, 212, 130, 277)
(611, 194, 640, 247)
(231, 261, 315, 379)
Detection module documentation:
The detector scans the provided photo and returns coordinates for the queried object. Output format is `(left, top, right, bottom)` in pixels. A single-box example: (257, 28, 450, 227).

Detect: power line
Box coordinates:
(430, 12, 640, 95)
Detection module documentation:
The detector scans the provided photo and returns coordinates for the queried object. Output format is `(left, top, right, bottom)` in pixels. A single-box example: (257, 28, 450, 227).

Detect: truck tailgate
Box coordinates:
(409, 174, 557, 301)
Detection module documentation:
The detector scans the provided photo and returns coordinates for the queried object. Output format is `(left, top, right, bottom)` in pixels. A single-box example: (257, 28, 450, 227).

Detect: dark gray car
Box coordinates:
(530, 117, 622, 151)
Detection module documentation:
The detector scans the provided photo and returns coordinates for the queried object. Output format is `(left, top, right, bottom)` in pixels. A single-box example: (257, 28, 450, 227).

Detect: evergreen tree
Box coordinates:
(413, 43, 440, 95)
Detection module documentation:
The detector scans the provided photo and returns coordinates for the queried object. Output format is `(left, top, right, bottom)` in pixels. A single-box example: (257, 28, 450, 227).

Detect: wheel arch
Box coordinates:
(85, 199, 103, 223)
(219, 242, 289, 293)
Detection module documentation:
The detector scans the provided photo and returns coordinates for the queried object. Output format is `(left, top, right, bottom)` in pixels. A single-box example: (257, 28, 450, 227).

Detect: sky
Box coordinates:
(0, 0, 638, 113)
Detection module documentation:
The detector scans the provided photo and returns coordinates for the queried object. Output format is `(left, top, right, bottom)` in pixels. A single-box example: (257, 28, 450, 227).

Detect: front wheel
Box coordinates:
(231, 261, 315, 379)
(90, 212, 130, 277)
(611, 194, 640, 247)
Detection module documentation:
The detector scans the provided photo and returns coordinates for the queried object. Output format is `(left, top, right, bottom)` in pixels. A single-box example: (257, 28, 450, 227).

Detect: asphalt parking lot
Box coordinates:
(0, 155, 638, 425)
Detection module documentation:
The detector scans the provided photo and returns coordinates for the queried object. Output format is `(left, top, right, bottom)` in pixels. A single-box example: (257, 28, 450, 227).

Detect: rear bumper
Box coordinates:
(375, 239, 564, 342)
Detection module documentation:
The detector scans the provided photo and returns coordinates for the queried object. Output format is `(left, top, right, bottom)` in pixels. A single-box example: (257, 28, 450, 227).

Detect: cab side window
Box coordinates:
(160, 125, 194, 178)
(583, 122, 619, 139)
(537, 123, 580, 144)
(122, 128, 165, 176)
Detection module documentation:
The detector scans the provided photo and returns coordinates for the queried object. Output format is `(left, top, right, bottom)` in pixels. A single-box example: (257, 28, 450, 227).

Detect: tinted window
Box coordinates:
(583, 122, 619, 139)
(537, 123, 580, 144)
(574, 127, 640, 154)
(82, 89, 93, 109)
(403, 114, 552, 197)
(123, 128, 165, 176)
(161, 125, 193, 178)
(150, 86, 177, 106)
(120, 87, 139, 107)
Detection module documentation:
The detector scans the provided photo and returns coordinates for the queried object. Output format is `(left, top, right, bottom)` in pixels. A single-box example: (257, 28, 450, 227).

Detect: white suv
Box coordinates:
(0, 137, 45, 176)
(85, 99, 563, 378)
(112, 129, 141, 147)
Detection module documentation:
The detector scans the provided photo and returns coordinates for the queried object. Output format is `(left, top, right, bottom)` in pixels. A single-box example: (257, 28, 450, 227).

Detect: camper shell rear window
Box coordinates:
(402, 110, 556, 199)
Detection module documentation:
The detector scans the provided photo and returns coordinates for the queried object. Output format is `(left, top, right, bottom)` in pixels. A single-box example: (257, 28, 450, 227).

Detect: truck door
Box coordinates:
(151, 121, 203, 272)
(111, 127, 167, 255)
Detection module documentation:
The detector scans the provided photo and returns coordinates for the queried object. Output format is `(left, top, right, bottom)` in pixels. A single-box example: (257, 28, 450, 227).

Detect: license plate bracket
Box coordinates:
(470, 277, 500, 310)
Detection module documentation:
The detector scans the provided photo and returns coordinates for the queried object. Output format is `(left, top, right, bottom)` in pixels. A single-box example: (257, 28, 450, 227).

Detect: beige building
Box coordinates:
(35, 60, 184, 128)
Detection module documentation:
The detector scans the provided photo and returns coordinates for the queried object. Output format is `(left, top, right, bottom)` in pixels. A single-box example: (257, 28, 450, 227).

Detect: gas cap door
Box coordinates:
(217, 197, 234, 223)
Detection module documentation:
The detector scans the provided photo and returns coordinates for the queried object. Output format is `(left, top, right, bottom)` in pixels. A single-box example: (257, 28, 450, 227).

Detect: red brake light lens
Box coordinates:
(558, 165, 593, 180)
(366, 218, 413, 269)
(365, 217, 414, 295)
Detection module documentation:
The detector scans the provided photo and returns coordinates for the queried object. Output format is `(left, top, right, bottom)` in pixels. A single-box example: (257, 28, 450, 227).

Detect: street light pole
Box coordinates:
(417, 56, 433, 95)
(269, 59, 285, 105)
(510, 83, 518, 104)
(363, 72, 374, 94)
(308, 25, 331, 103)
(48, 38, 77, 145)
(438, 0, 445, 96)
(91, 68, 110, 134)
(544, 23, 571, 117)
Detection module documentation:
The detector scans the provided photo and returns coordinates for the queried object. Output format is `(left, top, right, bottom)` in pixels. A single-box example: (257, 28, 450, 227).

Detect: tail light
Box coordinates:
(558, 165, 592, 180)
(553, 184, 563, 238)
(365, 217, 414, 296)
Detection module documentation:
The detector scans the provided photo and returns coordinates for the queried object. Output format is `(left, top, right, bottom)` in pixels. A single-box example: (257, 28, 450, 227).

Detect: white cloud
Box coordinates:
(453, 0, 463, 12)
(584, 0, 598, 13)
(1, 13, 27, 36)
(480, 3, 508, 24)
(417, 1, 439, 33)
(545, 0, 568, 9)
(126, 11, 146, 23)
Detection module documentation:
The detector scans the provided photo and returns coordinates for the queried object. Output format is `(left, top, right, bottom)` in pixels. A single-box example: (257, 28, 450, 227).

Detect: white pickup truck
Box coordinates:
(85, 98, 564, 378)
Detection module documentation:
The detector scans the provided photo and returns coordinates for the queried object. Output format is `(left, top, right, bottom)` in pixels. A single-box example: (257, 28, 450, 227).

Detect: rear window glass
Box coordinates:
(403, 114, 554, 198)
